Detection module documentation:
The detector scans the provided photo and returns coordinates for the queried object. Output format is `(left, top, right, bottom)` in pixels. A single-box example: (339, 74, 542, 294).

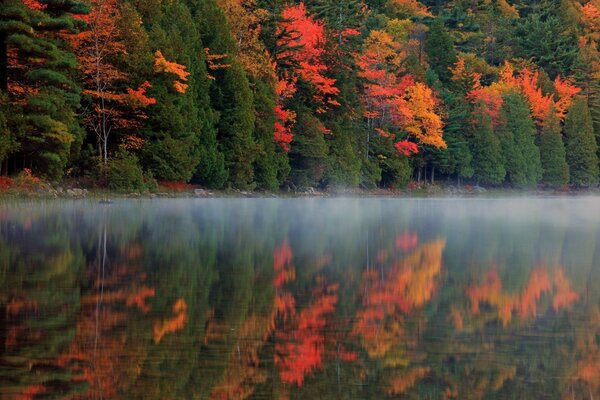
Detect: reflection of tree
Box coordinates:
(353, 239, 446, 359)
(59, 216, 155, 399)
(352, 239, 446, 395)
(466, 266, 579, 326)
(0, 214, 87, 398)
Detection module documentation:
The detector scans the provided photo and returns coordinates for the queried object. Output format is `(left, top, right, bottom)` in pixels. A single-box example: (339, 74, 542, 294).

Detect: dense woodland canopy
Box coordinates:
(1, 0, 600, 190)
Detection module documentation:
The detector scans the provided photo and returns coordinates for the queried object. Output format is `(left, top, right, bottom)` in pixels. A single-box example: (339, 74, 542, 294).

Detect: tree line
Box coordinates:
(1, 0, 599, 190)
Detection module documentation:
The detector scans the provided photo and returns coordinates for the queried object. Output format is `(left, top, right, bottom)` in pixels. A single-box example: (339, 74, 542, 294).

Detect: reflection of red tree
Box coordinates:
(275, 279, 339, 386)
(395, 231, 418, 252)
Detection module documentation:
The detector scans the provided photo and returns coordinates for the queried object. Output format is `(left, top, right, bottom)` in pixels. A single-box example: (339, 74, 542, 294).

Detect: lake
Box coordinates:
(1, 197, 599, 399)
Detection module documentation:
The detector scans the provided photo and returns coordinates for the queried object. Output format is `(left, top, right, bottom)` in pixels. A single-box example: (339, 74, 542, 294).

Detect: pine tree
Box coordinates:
(1, 0, 88, 178)
(565, 97, 599, 186)
(470, 102, 505, 185)
(539, 108, 569, 187)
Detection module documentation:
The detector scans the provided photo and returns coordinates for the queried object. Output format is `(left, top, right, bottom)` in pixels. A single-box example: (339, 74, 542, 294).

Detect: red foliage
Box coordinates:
(467, 73, 504, 124)
(394, 140, 419, 156)
(277, 3, 339, 110)
(159, 181, 195, 192)
(0, 176, 14, 191)
(275, 280, 339, 386)
(274, 105, 295, 151)
(395, 231, 418, 251)
(21, 0, 46, 10)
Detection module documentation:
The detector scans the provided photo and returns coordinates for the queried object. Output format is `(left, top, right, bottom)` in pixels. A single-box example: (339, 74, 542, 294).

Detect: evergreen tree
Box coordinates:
(565, 97, 599, 186)
(573, 40, 600, 157)
(470, 103, 505, 185)
(0, 0, 87, 178)
(289, 109, 329, 187)
(424, 18, 457, 84)
(137, 2, 204, 182)
(430, 92, 473, 183)
(197, 0, 257, 188)
(539, 108, 569, 187)
(498, 91, 542, 186)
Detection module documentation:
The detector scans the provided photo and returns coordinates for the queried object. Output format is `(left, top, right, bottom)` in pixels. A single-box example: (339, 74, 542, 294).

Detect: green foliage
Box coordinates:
(425, 19, 457, 84)
(289, 110, 329, 187)
(539, 109, 569, 186)
(105, 150, 148, 192)
(498, 91, 541, 187)
(565, 97, 599, 186)
(470, 103, 505, 185)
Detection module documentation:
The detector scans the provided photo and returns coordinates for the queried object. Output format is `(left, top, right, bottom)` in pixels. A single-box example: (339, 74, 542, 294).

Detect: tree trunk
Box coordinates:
(431, 165, 435, 184)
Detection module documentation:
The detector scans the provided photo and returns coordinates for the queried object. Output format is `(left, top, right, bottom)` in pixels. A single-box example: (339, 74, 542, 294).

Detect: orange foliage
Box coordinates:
(153, 298, 188, 344)
(466, 266, 579, 326)
(387, 0, 431, 17)
(125, 287, 155, 314)
(216, 0, 273, 79)
(126, 81, 157, 107)
(580, 1, 600, 39)
(387, 367, 430, 395)
(357, 31, 444, 153)
(205, 48, 231, 80)
(154, 50, 190, 93)
(553, 76, 581, 120)
(209, 315, 275, 399)
(552, 268, 579, 311)
(353, 240, 445, 357)
(403, 83, 445, 148)
(466, 61, 580, 124)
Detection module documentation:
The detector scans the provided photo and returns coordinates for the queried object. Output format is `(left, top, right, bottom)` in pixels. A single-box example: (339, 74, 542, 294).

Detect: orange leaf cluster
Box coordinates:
(466, 266, 579, 326)
(387, 367, 431, 395)
(205, 48, 231, 81)
(387, 0, 431, 17)
(126, 81, 156, 107)
(154, 50, 190, 93)
(153, 298, 188, 344)
(352, 240, 445, 358)
(464, 60, 581, 125)
(357, 31, 445, 154)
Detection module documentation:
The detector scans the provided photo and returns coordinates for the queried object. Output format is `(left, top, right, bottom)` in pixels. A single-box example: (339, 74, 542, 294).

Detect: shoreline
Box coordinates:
(0, 183, 598, 200)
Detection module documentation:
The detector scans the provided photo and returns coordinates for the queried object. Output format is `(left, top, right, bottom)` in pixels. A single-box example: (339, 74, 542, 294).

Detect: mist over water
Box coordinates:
(1, 197, 600, 399)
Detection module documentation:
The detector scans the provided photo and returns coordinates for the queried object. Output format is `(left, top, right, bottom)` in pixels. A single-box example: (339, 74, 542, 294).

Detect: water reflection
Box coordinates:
(1, 198, 599, 399)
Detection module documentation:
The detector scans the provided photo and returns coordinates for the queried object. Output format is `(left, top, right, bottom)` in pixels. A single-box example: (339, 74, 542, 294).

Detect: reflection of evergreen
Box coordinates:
(0, 214, 87, 398)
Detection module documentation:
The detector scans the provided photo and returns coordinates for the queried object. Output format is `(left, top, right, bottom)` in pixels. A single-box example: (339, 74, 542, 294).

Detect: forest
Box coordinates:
(1, 0, 599, 191)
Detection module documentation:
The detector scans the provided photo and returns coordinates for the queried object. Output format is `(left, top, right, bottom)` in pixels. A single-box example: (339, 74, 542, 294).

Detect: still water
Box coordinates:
(1, 197, 599, 399)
